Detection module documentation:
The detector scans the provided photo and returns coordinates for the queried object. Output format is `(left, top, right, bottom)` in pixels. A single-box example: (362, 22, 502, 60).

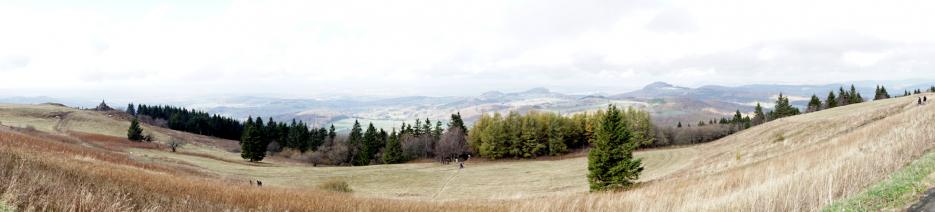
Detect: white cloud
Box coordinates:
(0, 0, 934, 100)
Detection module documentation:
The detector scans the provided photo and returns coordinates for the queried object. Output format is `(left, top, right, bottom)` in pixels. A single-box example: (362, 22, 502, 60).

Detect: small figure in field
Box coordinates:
(925, 96, 928, 103)
(919, 97, 923, 105)
(459, 161, 464, 169)
(257, 180, 263, 187)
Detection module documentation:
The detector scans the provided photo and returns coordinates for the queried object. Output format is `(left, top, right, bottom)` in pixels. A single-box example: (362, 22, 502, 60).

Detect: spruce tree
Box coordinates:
(588, 104, 642, 191)
(383, 129, 405, 164)
(807, 94, 822, 112)
(433, 120, 443, 140)
(348, 120, 365, 165)
(449, 112, 467, 135)
(127, 103, 136, 116)
(838, 87, 850, 106)
(127, 118, 144, 141)
(353, 123, 378, 166)
(752, 103, 766, 125)
(240, 121, 266, 162)
(826, 91, 838, 108)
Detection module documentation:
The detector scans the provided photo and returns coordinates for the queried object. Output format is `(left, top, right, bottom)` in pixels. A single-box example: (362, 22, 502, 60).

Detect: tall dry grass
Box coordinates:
(0, 127, 505, 211)
(509, 95, 935, 211)
(1, 94, 933, 211)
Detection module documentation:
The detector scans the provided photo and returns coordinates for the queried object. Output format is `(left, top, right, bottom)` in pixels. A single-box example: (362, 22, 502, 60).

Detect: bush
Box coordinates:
(318, 179, 352, 193)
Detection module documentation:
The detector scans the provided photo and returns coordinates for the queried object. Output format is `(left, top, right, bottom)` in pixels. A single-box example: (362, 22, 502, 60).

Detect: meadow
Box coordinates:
(0, 93, 933, 211)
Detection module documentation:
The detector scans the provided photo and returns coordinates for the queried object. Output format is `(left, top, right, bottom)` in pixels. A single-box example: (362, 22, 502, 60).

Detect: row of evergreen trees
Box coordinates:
(240, 117, 334, 162)
(468, 108, 653, 159)
(130, 104, 244, 140)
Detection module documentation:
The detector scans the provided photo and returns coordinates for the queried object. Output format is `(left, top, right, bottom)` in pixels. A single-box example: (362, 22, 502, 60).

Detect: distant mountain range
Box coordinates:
(3, 80, 933, 130)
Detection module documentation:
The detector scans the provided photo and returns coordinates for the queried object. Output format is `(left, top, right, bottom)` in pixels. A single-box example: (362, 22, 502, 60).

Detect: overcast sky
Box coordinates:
(1, 0, 934, 100)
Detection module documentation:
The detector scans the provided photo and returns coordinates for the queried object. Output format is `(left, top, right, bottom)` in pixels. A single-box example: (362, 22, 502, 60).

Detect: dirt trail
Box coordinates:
(432, 168, 462, 200)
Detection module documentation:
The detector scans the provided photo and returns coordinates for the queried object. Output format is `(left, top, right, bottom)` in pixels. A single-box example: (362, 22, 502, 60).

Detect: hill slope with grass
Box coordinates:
(0, 93, 933, 211)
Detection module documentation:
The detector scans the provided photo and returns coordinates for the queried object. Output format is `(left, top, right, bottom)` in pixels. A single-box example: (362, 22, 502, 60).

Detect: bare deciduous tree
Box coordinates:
(435, 127, 470, 163)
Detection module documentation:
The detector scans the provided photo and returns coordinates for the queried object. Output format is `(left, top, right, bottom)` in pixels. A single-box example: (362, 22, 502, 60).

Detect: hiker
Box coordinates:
(257, 180, 263, 187)
(459, 161, 464, 169)
(925, 96, 928, 103)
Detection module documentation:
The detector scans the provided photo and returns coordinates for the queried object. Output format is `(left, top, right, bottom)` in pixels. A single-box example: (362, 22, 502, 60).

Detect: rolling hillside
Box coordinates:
(0, 93, 933, 211)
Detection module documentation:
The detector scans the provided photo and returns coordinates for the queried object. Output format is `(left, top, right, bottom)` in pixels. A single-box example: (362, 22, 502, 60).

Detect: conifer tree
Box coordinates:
(849, 85, 863, 103)
(824, 91, 837, 109)
(838, 87, 850, 106)
(383, 129, 405, 164)
(433, 120, 443, 140)
(422, 118, 432, 137)
(127, 118, 144, 141)
(348, 120, 363, 165)
(449, 112, 467, 135)
(240, 121, 266, 162)
(127, 103, 136, 116)
(807, 94, 822, 112)
(328, 124, 336, 141)
(588, 104, 642, 191)
(752, 103, 766, 125)
(773, 93, 800, 119)
(354, 123, 379, 166)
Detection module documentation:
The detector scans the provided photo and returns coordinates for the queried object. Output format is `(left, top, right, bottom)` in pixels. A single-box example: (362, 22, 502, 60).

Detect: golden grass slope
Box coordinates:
(0, 93, 933, 211)
(510, 94, 935, 211)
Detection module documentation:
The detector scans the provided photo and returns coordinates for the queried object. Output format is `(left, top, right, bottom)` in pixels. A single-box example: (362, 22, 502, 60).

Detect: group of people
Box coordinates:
(919, 96, 928, 105)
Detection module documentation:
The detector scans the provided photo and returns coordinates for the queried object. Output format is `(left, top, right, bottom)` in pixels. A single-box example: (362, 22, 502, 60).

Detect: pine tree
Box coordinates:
(752, 103, 766, 125)
(588, 104, 642, 191)
(874, 85, 891, 100)
(849, 85, 862, 104)
(383, 129, 404, 163)
(348, 120, 365, 165)
(353, 123, 379, 166)
(773, 93, 800, 119)
(328, 124, 336, 141)
(240, 121, 266, 162)
(433, 120, 443, 140)
(127, 118, 144, 141)
(806, 94, 822, 112)
(422, 118, 432, 137)
(127, 103, 136, 116)
(449, 112, 467, 135)
(838, 87, 850, 106)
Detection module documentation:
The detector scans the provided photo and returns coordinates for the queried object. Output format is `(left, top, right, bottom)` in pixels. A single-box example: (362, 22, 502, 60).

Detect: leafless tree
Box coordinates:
(434, 127, 470, 163)
(168, 138, 185, 152)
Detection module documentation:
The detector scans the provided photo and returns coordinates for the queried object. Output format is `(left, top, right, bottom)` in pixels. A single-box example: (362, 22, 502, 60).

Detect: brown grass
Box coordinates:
(0, 127, 504, 211)
(507, 94, 935, 211)
(1, 94, 933, 211)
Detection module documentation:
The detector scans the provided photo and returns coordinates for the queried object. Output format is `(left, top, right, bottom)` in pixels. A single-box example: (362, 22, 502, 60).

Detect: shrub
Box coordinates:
(318, 179, 352, 193)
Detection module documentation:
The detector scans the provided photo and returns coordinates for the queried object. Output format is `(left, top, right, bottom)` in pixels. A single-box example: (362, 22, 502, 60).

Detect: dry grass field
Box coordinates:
(0, 93, 933, 211)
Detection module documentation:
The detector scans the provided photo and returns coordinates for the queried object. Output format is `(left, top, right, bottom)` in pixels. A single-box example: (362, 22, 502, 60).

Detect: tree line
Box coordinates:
(239, 117, 332, 162)
(306, 113, 470, 166)
(467, 108, 653, 159)
(131, 104, 244, 140)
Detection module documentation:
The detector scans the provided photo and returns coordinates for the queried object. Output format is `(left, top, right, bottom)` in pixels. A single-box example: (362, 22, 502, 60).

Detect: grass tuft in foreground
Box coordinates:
(823, 150, 935, 211)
